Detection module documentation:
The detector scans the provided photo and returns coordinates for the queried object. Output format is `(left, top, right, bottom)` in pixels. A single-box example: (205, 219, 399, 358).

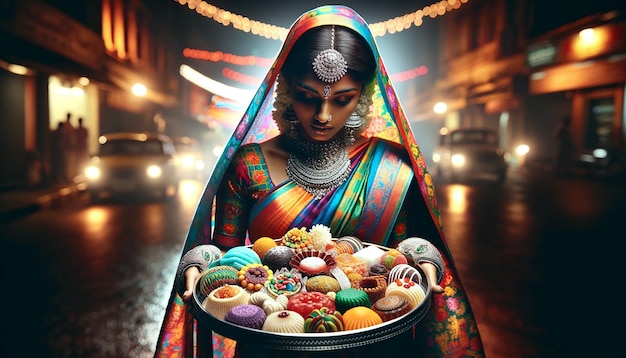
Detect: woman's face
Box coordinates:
(290, 72, 362, 142)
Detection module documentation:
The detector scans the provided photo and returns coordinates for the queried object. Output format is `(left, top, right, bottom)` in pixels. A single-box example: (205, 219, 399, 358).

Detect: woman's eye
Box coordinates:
(334, 97, 354, 106)
(294, 92, 319, 104)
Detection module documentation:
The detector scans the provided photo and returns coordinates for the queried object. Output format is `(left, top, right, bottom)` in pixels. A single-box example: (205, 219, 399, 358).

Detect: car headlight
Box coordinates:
(84, 166, 101, 180)
(451, 154, 466, 167)
(146, 165, 162, 178)
(181, 155, 195, 168)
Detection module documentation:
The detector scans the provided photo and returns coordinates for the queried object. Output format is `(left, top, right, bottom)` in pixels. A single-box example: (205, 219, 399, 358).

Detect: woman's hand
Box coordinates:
(182, 266, 201, 302)
(418, 262, 444, 294)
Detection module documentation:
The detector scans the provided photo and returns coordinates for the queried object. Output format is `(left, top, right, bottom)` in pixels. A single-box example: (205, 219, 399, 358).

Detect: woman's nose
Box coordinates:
(316, 102, 332, 123)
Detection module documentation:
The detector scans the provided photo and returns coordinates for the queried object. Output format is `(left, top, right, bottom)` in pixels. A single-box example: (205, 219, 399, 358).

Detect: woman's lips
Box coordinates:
(311, 125, 333, 135)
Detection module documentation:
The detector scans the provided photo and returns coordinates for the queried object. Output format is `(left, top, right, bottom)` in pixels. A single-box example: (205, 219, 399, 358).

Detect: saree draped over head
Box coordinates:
(155, 5, 484, 358)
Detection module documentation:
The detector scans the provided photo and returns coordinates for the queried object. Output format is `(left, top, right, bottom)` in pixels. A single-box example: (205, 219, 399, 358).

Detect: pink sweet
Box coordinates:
(380, 249, 408, 270)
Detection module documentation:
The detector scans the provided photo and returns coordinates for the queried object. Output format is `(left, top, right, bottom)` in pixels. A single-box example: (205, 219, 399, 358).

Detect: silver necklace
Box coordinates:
(282, 131, 352, 199)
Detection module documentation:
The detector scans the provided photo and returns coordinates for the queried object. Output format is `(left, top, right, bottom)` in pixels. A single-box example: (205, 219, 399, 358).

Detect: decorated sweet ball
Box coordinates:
(204, 284, 251, 320)
(305, 275, 341, 294)
(304, 307, 345, 333)
(342, 306, 383, 331)
(262, 245, 296, 272)
(281, 227, 311, 250)
(385, 278, 426, 308)
(238, 263, 273, 292)
(220, 246, 262, 271)
(334, 288, 371, 313)
(336, 236, 364, 253)
(197, 265, 240, 297)
(372, 295, 413, 322)
(224, 304, 267, 330)
(264, 269, 303, 298)
(287, 291, 336, 319)
(252, 237, 278, 259)
(380, 249, 408, 270)
(263, 310, 305, 333)
(388, 264, 422, 285)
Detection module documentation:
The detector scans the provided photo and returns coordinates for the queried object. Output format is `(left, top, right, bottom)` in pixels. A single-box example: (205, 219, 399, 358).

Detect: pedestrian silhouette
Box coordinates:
(554, 116, 575, 175)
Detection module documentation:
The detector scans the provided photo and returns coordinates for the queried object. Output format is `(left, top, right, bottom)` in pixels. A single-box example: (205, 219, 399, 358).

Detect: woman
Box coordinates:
(155, 5, 484, 358)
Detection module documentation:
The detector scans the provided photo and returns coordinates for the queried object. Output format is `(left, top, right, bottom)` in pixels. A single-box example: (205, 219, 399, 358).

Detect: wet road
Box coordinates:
(1, 172, 625, 358)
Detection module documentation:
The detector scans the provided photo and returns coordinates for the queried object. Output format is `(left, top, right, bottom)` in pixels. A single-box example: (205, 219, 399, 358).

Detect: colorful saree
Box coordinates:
(155, 5, 484, 358)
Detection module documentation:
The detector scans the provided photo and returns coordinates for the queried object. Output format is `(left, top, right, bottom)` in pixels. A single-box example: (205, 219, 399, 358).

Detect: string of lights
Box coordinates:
(173, 0, 469, 40)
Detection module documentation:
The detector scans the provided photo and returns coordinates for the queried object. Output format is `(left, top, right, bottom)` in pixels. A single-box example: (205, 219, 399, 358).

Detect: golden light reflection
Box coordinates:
(449, 184, 468, 214)
(179, 179, 205, 212)
(85, 207, 110, 238)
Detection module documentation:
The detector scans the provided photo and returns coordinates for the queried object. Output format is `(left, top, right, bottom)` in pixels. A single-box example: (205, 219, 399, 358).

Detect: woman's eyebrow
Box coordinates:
(296, 82, 359, 96)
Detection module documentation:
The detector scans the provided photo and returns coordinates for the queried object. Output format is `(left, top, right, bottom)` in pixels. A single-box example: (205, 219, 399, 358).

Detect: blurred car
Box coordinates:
(432, 128, 508, 183)
(84, 132, 180, 201)
(172, 136, 207, 180)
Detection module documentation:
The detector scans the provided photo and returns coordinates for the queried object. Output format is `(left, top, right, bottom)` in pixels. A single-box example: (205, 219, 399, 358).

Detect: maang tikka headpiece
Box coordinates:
(312, 26, 348, 83)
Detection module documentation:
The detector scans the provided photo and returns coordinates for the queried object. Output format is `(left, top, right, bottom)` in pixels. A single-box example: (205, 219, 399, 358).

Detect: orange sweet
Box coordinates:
(252, 237, 278, 259)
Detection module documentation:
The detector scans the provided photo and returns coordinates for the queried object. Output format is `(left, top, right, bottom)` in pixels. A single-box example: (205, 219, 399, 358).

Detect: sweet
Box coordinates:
(281, 227, 311, 250)
(304, 307, 345, 333)
(336, 236, 364, 253)
(251, 237, 277, 259)
(197, 265, 240, 297)
(262, 245, 295, 271)
(380, 249, 408, 270)
(305, 275, 341, 294)
(385, 278, 426, 308)
(238, 263, 273, 292)
(224, 304, 266, 330)
(342, 306, 383, 330)
(220, 246, 262, 270)
(352, 245, 385, 269)
(287, 291, 336, 319)
(372, 296, 412, 322)
(334, 288, 371, 313)
(263, 310, 306, 333)
(249, 291, 289, 315)
(368, 264, 389, 278)
(388, 264, 422, 285)
(308, 224, 334, 251)
(265, 269, 303, 298)
(290, 250, 336, 276)
(352, 275, 388, 304)
(204, 284, 251, 320)
(335, 253, 368, 277)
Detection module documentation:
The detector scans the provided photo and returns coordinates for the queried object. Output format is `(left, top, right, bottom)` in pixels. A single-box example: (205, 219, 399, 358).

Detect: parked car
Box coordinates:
(172, 136, 207, 180)
(432, 128, 508, 183)
(83, 132, 180, 201)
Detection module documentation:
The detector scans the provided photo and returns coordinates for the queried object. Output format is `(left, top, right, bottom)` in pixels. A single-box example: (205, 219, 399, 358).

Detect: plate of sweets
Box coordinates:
(192, 225, 433, 351)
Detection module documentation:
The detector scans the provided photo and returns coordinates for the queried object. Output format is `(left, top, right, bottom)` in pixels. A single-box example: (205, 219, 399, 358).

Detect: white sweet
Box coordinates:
(352, 245, 385, 269)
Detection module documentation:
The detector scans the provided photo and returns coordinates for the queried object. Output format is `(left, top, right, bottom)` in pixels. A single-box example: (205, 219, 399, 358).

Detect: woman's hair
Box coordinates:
(281, 25, 376, 85)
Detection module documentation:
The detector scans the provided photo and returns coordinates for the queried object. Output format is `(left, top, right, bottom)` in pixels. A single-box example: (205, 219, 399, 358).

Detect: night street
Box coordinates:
(2, 171, 625, 358)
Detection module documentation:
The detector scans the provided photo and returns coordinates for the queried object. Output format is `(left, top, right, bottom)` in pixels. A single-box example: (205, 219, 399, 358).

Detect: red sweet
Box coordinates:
(287, 291, 336, 319)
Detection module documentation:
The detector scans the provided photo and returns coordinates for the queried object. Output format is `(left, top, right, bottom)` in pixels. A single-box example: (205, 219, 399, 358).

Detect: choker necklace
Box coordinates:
(282, 131, 351, 199)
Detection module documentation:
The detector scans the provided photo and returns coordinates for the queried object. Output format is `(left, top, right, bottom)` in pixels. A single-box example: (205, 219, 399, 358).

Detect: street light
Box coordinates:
(433, 101, 447, 114)
(132, 83, 147, 97)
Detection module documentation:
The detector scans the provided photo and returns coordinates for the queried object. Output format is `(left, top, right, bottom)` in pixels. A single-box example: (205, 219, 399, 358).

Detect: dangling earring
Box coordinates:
(343, 111, 362, 145)
(284, 105, 299, 140)
(345, 112, 362, 129)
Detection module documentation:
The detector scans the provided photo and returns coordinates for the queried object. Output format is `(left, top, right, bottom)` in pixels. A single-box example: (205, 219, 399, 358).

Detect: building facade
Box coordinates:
(0, 0, 180, 188)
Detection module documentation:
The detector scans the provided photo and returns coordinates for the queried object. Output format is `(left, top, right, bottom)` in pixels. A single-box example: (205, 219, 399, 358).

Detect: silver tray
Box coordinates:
(191, 242, 432, 351)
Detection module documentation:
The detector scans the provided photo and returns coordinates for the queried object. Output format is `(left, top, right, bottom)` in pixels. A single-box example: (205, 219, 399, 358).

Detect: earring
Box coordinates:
(345, 111, 362, 129)
(284, 105, 299, 139)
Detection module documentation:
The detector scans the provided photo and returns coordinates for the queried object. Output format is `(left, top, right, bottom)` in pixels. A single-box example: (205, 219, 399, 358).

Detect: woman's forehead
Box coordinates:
(293, 72, 360, 93)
